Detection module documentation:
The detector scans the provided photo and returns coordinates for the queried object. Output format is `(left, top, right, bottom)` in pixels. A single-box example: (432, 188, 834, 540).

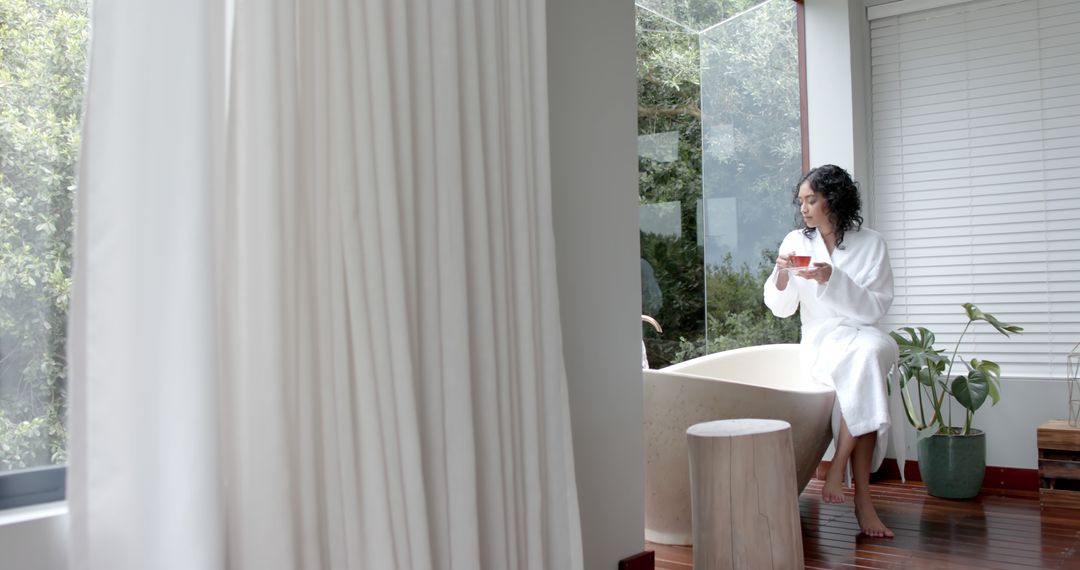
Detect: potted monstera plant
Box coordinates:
(890, 303, 1023, 499)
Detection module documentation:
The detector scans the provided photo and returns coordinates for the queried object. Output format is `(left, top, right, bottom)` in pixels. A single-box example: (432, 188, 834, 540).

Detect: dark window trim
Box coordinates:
(0, 466, 66, 510)
(795, 0, 810, 172)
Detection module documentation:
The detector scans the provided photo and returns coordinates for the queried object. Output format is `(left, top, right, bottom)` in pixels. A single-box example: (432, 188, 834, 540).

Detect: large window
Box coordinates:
(636, 0, 803, 367)
(0, 0, 89, 506)
(868, 0, 1080, 382)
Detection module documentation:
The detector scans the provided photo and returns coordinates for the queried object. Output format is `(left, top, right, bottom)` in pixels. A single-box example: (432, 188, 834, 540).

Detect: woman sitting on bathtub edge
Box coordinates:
(763, 164, 898, 538)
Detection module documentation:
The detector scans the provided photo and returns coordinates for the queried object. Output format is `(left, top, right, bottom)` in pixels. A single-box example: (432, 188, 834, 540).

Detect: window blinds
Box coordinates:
(868, 0, 1080, 381)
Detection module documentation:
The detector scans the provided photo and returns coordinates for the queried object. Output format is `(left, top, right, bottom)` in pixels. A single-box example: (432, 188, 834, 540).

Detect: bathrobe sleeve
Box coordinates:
(763, 231, 801, 318)
(816, 231, 894, 325)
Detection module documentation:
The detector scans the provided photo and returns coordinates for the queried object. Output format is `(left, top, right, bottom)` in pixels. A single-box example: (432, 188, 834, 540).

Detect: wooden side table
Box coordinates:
(687, 419, 803, 570)
(1037, 419, 1080, 510)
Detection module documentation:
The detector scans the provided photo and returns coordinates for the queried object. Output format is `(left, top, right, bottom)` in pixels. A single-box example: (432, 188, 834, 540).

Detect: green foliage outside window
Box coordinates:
(0, 0, 88, 470)
(637, 3, 799, 368)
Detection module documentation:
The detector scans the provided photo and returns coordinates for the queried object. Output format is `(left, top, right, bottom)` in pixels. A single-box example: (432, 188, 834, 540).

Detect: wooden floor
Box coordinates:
(649, 478, 1080, 569)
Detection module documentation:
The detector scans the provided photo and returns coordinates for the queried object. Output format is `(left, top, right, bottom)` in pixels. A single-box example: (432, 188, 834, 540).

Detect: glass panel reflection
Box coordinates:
(637, 0, 800, 367)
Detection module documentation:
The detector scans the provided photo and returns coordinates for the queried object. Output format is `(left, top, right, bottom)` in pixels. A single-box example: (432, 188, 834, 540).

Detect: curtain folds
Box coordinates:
(69, 0, 583, 568)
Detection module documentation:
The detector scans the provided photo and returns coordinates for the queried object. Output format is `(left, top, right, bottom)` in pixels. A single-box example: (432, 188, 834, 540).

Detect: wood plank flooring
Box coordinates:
(649, 478, 1080, 569)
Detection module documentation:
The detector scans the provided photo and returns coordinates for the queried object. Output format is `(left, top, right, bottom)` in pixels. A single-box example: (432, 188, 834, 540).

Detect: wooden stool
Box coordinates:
(687, 419, 803, 570)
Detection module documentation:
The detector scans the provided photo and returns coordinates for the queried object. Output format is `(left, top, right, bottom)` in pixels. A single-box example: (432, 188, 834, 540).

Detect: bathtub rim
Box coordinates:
(645, 343, 833, 395)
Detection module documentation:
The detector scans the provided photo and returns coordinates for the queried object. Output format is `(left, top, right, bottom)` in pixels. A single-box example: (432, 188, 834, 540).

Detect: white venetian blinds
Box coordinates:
(868, 0, 1080, 381)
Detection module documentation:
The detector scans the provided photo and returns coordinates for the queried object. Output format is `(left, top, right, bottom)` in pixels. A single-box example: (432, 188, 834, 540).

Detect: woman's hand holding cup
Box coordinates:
(777, 251, 829, 284)
(776, 251, 796, 271)
(777, 252, 811, 272)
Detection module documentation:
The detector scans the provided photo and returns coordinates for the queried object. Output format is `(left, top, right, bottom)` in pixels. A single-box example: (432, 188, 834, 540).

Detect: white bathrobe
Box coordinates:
(763, 227, 904, 474)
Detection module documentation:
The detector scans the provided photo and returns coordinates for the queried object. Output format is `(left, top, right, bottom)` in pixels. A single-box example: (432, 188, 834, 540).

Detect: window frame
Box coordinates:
(0, 466, 66, 510)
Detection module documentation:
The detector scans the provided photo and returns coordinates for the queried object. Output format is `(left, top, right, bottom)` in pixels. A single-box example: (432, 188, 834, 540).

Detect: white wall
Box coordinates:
(0, 504, 69, 570)
(973, 380, 1066, 469)
(546, 0, 645, 568)
(802, 0, 873, 190)
(804, 0, 859, 176)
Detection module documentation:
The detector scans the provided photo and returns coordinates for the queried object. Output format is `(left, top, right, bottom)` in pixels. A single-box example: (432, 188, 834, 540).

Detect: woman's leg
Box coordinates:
(851, 430, 894, 538)
(824, 416, 895, 537)
(819, 327, 897, 534)
(822, 418, 855, 504)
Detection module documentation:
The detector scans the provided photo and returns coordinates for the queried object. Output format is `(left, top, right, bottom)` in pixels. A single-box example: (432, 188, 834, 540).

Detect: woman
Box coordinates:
(763, 164, 898, 538)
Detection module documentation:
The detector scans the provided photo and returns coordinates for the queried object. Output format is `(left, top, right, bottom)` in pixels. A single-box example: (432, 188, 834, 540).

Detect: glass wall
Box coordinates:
(637, 0, 801, 367)
(1, 0, 88, 480)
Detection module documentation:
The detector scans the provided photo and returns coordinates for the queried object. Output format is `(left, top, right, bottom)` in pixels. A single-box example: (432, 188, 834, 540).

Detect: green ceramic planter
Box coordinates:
(917, 429, 986, 499)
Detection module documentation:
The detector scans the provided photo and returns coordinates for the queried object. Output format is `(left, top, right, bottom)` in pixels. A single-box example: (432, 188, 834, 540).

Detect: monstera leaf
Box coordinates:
(963, 303, 1024, 336)
(890, 327, 948, 384)
(951, 369, 989, 413)
(970, 359, 1002, 406)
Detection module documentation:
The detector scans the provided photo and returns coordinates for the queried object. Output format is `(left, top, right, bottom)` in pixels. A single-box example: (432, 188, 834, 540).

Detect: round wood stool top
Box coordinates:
(686, 418, 792, 438)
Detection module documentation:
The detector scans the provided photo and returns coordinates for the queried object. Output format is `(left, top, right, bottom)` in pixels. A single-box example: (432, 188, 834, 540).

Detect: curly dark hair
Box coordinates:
(792, 164, 863, 249)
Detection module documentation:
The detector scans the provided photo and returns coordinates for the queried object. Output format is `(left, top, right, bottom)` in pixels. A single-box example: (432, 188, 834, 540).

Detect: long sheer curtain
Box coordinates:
(68, 1, 583, 569)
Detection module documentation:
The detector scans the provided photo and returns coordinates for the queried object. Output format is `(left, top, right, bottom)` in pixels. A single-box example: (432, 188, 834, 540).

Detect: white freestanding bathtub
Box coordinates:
(643, 343, 835, 545)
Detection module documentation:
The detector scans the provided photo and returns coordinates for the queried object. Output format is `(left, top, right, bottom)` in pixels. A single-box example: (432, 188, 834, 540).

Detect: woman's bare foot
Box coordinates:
(854, 495, 894, 538)
(821, 465, 847, 504)
(822, 479, 846, 503)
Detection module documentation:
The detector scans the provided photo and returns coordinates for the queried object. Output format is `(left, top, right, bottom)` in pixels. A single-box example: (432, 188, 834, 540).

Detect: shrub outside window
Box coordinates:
(637, 0, 803, 367)
(0, 0, 89, 506)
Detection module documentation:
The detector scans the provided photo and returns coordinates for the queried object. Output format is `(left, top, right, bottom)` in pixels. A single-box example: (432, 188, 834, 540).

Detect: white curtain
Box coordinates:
(68, 0, 583, 569)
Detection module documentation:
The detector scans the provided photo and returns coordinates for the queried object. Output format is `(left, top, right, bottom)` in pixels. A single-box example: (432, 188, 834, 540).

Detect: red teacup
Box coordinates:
(789, 255, 811, 268)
